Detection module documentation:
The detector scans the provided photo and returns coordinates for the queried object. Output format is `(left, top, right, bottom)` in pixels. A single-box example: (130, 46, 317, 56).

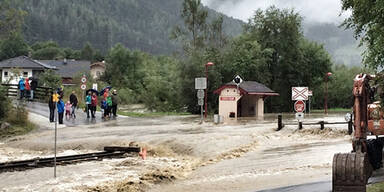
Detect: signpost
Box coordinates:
(197, 89, 204, 123)
(52, 92, 59, 178)
(292, 87, 309, 120)
(308, 90, 313, 113)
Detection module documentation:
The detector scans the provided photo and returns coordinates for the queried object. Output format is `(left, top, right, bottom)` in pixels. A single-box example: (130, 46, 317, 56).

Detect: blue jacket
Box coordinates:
(86, 95, 91, 104)
(57, 100, 65, 113)
(18, 79, 25, 90)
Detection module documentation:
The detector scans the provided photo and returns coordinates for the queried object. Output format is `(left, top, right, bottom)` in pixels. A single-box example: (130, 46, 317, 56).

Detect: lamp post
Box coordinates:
(324, 72, 332, 115)
(205, 62, 214, 119)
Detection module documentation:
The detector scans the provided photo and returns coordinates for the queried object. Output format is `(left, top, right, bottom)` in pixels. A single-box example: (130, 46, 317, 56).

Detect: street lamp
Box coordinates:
(324, 72, 332, 115)
(205, 62, 214, 119)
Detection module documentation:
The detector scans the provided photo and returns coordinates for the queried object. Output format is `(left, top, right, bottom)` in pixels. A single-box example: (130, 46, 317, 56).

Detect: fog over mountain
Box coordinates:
(201, 0, 350, 23)
(202, 0, 362, 66)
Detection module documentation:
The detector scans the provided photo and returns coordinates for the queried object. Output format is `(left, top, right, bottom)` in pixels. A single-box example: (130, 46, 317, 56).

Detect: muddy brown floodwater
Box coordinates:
(0, 111, 352, 192)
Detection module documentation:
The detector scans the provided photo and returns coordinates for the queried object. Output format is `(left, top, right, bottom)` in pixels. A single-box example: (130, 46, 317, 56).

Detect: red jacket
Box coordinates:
(25, 78, 31, 90)
(91, 95, 98, 106)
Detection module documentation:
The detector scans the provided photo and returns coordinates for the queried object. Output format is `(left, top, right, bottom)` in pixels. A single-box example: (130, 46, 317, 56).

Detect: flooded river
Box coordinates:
(0, 109, 352, 192)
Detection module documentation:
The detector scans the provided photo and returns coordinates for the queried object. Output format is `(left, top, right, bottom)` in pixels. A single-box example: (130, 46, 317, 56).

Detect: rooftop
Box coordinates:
(214, 81, 279, 96)
(0, 56, 56, 70)
(38, 59, 91, 78)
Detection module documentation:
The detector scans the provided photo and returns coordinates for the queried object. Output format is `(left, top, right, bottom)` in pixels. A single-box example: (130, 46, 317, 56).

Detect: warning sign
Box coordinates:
(292, 87, 308, 101)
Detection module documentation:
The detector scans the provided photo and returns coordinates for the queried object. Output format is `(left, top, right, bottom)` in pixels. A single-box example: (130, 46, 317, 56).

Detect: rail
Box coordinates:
(0, 146, 141, 173)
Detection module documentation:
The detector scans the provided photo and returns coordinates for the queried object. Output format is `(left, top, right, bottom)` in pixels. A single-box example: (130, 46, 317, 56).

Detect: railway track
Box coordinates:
(0, 146, 141, 173)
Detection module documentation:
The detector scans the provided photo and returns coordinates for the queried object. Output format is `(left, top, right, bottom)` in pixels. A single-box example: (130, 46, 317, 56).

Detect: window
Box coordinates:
(96, 71, 101, 77)
(23, 72, 28, 77)
(4, 71, 8, 77)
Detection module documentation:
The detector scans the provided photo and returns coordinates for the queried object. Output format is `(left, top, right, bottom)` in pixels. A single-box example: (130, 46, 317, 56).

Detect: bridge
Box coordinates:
(1, 84, 52, 101)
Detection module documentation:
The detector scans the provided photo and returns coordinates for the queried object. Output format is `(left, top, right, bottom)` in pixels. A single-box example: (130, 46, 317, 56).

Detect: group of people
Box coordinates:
(48, 87, 119, 124)
(18, 77, 38, 100)
(48, 89, 78, 124)
(86, 88, 118, 119)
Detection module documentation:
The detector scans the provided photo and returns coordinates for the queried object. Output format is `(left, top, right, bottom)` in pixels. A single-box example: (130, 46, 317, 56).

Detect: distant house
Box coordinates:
(38, 59, 91, 85)
(214, 81, 279, 122)
(0, 56, 56, 84)
(90, 61, 106, 80)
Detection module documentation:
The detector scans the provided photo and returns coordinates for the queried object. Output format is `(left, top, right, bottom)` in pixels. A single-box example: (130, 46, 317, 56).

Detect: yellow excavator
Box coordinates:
(333, 74, 384, 192)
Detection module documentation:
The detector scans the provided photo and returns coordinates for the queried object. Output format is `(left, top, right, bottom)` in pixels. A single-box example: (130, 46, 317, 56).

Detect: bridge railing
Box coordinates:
(1, 84, 53, 102)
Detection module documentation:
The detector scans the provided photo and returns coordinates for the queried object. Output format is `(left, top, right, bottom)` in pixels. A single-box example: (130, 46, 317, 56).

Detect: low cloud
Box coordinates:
(201, 0, 351, 23)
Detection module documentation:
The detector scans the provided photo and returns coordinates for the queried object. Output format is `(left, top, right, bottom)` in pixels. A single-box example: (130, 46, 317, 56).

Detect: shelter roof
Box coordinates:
(214, 81, 279, 96)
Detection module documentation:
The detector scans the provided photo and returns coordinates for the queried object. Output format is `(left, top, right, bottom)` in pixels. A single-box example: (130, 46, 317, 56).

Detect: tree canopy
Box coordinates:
(341, 0, 384, 69)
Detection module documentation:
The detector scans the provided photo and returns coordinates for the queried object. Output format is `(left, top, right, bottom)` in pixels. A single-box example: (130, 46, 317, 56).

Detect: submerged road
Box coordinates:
(257, 162, 384, 192)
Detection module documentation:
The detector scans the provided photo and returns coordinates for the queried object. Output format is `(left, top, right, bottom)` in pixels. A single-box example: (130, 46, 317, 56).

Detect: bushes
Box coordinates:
(0, 85, 10, 120)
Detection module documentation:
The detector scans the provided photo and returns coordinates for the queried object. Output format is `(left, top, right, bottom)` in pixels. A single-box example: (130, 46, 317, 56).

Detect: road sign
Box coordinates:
(292, 87, 309, 100)
(195, 77, 207, 89)
(308, 90, 313, 96)
(198, 98, 204, 106)
(81, 76, 87, 83)
(197, 89, 204, 99)
(81, 84, 87, 90)
(294, 100, 306, 112)
(295, 112, 304, 120)
(233, 75, 243, 85)
(93, 83, 98, 90)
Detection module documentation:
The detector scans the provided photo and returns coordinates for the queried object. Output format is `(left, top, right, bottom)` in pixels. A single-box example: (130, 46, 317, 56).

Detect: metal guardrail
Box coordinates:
(277, 114, 353, 134)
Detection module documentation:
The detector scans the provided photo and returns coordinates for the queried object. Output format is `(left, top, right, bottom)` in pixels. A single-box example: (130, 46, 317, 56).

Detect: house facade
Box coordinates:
(0, 56, 56, 84)
(90, 61, 106, 79)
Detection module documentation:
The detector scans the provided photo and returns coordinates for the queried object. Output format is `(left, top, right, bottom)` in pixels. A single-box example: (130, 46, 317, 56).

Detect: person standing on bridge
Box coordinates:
(57, 97, 65, 124)
(69, 91, 78, 119)
(30, 78, 38, 100)
(25, 77, 31, 100)
(48, 91, 55, 122)
(18, 78, 25, 100)
(85, 91, 92, 118)
(91, 92, 98, 118)
(111, 90, 119, 118)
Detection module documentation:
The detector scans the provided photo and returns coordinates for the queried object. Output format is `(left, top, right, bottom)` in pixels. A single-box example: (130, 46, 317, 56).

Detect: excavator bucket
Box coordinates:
(332, 153, 372, 192)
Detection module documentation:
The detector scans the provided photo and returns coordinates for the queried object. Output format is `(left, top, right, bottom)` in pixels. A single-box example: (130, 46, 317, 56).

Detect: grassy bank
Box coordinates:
(311, 108, 352, 113)
(368, 182, 384, 192)
(0, 121, 35, 139)
(0, 106, 36, 139)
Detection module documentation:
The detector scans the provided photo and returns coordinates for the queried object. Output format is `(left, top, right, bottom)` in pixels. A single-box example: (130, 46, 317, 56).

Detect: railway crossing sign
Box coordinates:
(292, 87, 309, 101)
(294, 100, 306, 113)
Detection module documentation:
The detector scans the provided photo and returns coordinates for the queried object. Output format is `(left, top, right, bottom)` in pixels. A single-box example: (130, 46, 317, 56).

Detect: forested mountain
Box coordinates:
(303, 22, 362, 66)
(20, 0, 243, 54)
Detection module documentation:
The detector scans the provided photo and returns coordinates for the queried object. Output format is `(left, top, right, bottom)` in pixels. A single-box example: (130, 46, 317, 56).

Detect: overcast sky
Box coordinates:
(201, 0, 351, 24)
